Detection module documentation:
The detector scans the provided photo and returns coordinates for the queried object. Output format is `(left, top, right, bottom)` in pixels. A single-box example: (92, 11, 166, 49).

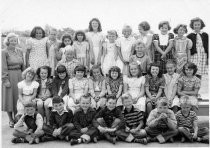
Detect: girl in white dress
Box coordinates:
(101, 30, 118, 75)
(26, 27, 49, 71)
(117, 62, 146, 112)
(116, 25, 136, 75)
(86, 18, 105, 66)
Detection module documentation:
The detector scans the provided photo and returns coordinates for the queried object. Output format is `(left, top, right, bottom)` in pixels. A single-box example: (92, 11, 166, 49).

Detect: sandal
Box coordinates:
(9, 121, 14, 128)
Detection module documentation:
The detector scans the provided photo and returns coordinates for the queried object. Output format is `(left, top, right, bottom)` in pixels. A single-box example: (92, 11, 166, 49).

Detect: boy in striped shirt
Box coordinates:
(176, 96, 209, 143)
(115, 93, 147, 144)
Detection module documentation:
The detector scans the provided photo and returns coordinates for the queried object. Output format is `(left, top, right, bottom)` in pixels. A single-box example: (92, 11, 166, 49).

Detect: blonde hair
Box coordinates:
(22, 67, 36, 80)
(121, 93, 132, 103)
(107, 30, 118, 37)
(133, 41, 146, 50)
(3, 32, 19, 47)
(180, 96, 191, 106)
(122, 25, 132, 35)
(157, 97, 168, 107)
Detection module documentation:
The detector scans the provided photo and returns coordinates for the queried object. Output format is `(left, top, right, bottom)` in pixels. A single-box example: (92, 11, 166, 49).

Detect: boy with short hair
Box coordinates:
(93, 95, 125, 144)
(42, 96, 74, 141)
(69, 93, 99, 145)
(143, 97, 178, 144)
(176, 96, 209, 143)
(12, 102, 44, 144)
(115, 93, 147, 144)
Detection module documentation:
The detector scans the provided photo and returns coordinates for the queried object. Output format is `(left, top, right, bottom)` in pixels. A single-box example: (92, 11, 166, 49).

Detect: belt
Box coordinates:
(8, 68, 21, 70)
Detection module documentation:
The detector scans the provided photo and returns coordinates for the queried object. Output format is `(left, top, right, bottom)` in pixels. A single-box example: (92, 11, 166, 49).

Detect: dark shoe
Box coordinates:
(199, 137, 209, 144)
(70, 139, 79, 145)
(41, 135, 55, 142)
(65, 136, 70, 142)
(134, 138, 148, 145)
(169, 137, 174, 143)
(9, 121, 14, 128)
(11, 137, 26, 143)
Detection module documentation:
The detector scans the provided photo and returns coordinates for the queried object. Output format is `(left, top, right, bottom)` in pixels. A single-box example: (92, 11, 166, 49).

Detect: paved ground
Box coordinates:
(1, 75, 209, 148)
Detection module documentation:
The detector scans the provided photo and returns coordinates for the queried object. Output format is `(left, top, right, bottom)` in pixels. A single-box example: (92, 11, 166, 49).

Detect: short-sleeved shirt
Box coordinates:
(177, 76, 201, 96)
(73, 41, 89, 58)
(129, 54, 151, 74)
(176, 110, 198, 132)
(145, 75, 165, 96)
(17, 80, 39, 95)
(116, 36, 136, 61)
(105, 76, 123, 96)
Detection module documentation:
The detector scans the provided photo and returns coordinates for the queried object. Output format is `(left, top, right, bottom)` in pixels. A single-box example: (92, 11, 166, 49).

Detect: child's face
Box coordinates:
(111, 71, 119, 80)
(130, 64, 139, 77)
(177, 27, 186, 37)
(92, 68, 101, 79)
(53, 102, 64, 112)
(157, 104, 168, 113)
(181, 104, 191, 114)
(151, 66, 159, 77)
(76, 71, 84, 79)
(138, 26, 146, 34)
(65, 51, 74, 61)
(35, 29, 43, 40)
(49, 31, 57, 41)
(63, 38, 72, 46)
(24, 107, 36, 116)
(80, 98, 91, 111)
(107, 33, 116, 43)
(123, 29, 131, 38)
(106, 99, 116, 110)
(25, 71, 34, 81)
(166, 63, 175, 75)
(135, 44, 145, 55)
(77, 34, 84, 42)
(160, 24, 169, 35)
(193, 21, 201, 32)
(185, 67, 194, 77)
(91, 20, 99, 31)
(8, 37, 18, 47)
(123, 98, 133, 109)
(58, 72, 67, 79)
(40, 68, 48, 80)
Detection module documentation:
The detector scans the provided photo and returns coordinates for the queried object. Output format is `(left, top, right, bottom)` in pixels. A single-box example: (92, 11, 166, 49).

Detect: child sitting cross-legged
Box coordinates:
(142, 97, 178, 144)
(176, 96, 209, 143)
(115, 93, 148, 144)
(69, 93, 99, 145)
(12, 102, 44, 144)
(93, 95, 125, 144)
(42, 96, 74, 142)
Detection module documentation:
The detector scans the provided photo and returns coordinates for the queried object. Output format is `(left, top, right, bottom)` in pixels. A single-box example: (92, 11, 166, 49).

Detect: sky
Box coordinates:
(1, 0, 210, 35)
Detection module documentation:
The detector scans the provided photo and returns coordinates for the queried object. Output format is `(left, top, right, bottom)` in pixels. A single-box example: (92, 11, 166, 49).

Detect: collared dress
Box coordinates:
(174, 36, 192, 73)
(153, 33, 174, 73)
(2, 48, 24, 112)
(115, 36, 136, 75)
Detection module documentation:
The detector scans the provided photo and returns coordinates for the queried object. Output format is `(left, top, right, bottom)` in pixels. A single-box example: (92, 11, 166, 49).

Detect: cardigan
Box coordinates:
(187, 32, 208, 59)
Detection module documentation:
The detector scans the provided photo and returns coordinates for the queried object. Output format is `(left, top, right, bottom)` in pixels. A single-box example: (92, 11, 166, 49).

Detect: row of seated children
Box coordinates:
(11, 94, 209, 145)
(15, 59, 202, 127)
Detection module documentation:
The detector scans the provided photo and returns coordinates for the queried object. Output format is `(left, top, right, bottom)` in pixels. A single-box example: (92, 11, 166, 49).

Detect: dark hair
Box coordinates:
(182, 62, 198, 76)
(60, 34, 73, 48)
(90, 65, 104, 78)
(108, 66, 121, 79)
(147, 62, 163, 78)
(158, 21, 171, 30)
(55, 65, 68, 79)
(80, 93, 91, 102)
(52, 96, 64, 104)
(36, 66, 52, 79)
(30, 26, 45, 38)
(173, 24, 188, 34)
(127, 62, 142, 78)
(106, 94, 117, 102)
(88, 18, 102, 32)
(74, 30, 86, 41)
(139, 21, 151, 31)
(190, 17, 205, 30)
(74, 65, 87, 77)
(24, 102, 36, 108)
(157, 97, 168, 107)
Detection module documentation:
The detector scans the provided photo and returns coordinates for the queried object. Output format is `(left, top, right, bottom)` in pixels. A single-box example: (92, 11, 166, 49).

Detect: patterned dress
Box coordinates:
(174, 36, 192, 73)
(2, 48, 24, 112)
(73, 41, 89, 67)
(105, 76, 123, 97)
(153, 33, 174, 73)
(190, 33, 208, 75)
(27, 37, 49, 70)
